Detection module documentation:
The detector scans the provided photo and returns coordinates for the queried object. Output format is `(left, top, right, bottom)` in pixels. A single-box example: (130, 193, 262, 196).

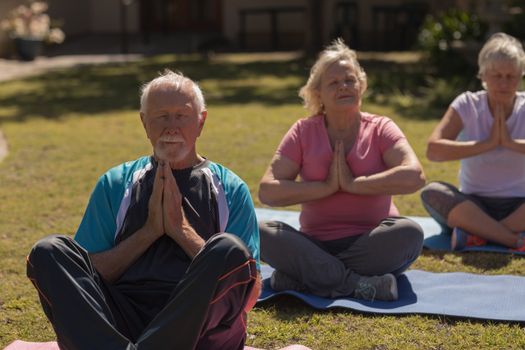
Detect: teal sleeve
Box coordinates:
(74, 174, 119, 253)
(226, 182, 260, 271)
(225, 180, 261, 271)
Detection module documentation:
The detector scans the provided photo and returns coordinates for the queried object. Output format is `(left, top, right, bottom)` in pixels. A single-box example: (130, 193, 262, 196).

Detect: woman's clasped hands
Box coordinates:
(327, 139, 357, 193)
(488, 104, 514, 149)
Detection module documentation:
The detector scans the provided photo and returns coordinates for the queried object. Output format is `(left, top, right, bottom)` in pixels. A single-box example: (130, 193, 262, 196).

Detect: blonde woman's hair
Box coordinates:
(299, 38, 367, 115)
(140, 69, 206, 114)
(478, 32, 525, 84)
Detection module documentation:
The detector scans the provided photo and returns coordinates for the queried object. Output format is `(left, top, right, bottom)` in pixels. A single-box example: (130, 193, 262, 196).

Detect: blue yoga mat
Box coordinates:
(254, 208, 525, 255)
(257, 265, 525, 322)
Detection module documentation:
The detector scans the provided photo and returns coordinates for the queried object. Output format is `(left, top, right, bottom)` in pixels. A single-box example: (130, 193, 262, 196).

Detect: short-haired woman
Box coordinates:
(258, 39, 425, 301)
(421, 32, 525, 251)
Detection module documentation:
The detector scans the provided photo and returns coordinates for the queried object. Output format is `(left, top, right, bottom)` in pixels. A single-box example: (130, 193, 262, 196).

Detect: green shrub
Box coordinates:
(418, 9, 487, 75)
(418, 75, 479, 109)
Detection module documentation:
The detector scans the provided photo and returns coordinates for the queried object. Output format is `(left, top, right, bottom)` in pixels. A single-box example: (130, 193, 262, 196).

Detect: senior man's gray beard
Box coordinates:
(153, 138, 192, 166)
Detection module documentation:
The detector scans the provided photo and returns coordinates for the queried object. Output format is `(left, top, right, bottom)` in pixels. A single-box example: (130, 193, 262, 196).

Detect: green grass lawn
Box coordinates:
(0, 53, 524, 349)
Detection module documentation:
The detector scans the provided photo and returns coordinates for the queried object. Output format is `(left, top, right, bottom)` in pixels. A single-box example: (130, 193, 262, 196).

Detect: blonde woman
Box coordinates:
(258, 39, 425, 301)
(421, 32, 525, 251)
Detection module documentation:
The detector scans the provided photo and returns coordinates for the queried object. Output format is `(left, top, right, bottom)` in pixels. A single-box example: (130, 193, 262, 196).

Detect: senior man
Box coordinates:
(27, 70, 261, 350)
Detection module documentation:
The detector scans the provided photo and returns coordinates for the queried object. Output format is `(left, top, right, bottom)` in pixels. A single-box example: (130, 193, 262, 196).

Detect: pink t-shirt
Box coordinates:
(277, 113, 405, 241)
(451, 91, 525, 197)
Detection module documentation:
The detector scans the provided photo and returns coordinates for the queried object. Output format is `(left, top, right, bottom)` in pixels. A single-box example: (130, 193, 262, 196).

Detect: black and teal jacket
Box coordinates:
(74, 156, 260, 277)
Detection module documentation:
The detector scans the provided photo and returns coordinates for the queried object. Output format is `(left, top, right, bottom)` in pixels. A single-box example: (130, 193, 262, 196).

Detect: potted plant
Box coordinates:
(0, 1, 65, 61)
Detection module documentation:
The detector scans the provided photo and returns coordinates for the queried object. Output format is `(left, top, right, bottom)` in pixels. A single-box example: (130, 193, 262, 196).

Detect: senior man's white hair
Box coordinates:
(140, 69, 206, 114)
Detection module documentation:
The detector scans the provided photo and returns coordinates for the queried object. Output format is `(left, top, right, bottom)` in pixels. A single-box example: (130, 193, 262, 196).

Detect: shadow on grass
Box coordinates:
(365, 59, 480, 121)
(422, 250, 513, 270)
(460, 252, 514, 270)
(0, 53, 476, 123)
(0, 55, 309, 123)
(0, 65, 141, 122)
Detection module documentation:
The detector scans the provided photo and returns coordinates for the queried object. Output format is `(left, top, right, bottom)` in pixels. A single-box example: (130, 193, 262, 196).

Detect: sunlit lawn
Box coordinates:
(0, 53, 524, 349)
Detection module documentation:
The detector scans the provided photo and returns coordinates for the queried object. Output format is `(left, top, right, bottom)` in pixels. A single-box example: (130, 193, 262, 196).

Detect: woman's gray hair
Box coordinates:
(299, 38, 367, 115)
(140, 69, 206, 114)
(478, 32, 525, 80)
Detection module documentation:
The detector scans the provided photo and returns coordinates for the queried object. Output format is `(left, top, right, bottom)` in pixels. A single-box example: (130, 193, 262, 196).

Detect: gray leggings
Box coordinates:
(259, 217, 423, 298)
(420, 181, 525, 234)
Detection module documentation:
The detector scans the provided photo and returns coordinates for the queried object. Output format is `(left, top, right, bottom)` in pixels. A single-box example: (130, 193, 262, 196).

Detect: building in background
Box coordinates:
(0, 0, 510, 57)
